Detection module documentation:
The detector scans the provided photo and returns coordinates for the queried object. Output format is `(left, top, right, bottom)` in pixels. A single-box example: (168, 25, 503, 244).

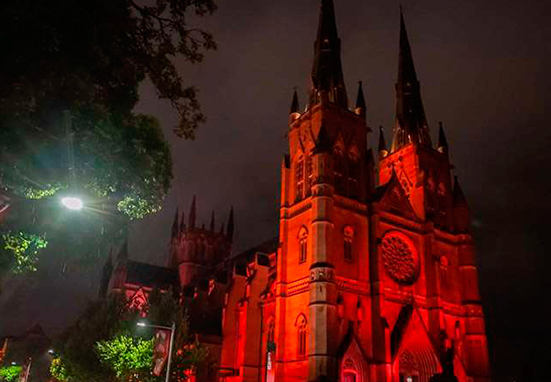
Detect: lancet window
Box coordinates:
(344, 226, 354, 262)
(334, 150, 345, 195)
(306, 155, 313, 197)
(347, 155, 359, 199)
(299, 227, 308, 264)
(296, 314, 307, 357)
(439, 255, 449, 290)
(295, 155, 304, 201)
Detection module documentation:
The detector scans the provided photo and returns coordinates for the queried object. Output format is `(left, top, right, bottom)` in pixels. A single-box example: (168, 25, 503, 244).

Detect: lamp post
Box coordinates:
(137, 321, 176, 382)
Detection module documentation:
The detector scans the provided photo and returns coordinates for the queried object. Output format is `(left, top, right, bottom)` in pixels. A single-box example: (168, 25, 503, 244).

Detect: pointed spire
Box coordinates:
(313, 123, 333, 154)
(391, 7, 432, 152)
(437, 121, 448, 153)
(227, 206, 234, 241)
(290, 88, 300, 114)
(453, 175, 470, 232)
(378, 126, 388, 158)
(290, 88, 301, 123)
(309, 0, 348, 109)
(188, 196, 196, 229)
(179, 210, 186, 232)
(453, 176, 468, 206)
(210, 210, 215, 232)
(171, 207, 179, 239)
(355, 81, 366, 118)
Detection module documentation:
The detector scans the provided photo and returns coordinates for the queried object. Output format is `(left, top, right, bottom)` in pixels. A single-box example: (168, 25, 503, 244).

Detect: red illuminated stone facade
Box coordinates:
(103, 1, 491, 381)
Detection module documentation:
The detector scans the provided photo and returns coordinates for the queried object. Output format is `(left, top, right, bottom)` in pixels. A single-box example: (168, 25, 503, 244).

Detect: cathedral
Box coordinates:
(101, 0, 491, 381)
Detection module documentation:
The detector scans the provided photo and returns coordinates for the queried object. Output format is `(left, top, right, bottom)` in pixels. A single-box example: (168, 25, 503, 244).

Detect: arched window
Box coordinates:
(296, 314, 307, 358)
(334, 150, 345, 195)
(306, 155, 313, 197)
(347, 155, 358, 199)
(344, 226, 354, 262)
(267, 320, 275, 344)
(296, 155, 304, 201)
(298, 227, 308, 264)
(439, 255, 449, 290)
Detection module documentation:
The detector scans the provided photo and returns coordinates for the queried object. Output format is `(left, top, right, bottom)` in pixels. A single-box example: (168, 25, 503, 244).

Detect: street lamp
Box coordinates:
(137, 321, 175, 382)
(61, 196, 83, 211)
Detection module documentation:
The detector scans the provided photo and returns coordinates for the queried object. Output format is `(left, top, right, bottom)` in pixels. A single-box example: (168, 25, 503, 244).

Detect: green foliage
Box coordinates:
(96, 335, 153, 379)
(1, 230, 48, 273)
(53, 291, 206, 382)
(50, 357, 69, 382)
(0, 365, 22, 382)
(0, 0, 217, 275)
(23, 185, 63, 200)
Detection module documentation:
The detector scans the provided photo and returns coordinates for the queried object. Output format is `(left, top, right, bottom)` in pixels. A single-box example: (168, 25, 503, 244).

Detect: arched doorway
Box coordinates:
(342, 357, 359, 382)
(397, 348, 439, 382)
(339, 340, 368, 382)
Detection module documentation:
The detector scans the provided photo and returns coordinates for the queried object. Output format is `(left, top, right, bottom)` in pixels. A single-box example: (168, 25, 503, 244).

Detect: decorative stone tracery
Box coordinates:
(381, 232, 418, 284)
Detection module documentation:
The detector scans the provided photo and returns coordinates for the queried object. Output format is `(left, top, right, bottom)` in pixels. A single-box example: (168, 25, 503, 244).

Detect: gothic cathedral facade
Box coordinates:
(233, 1, 491, 381)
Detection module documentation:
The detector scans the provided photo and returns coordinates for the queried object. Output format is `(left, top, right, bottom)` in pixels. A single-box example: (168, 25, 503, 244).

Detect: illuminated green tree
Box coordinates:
(96, 335, 154, 381)
(0, 365, 22, 382)
(52, 291, 206, 382)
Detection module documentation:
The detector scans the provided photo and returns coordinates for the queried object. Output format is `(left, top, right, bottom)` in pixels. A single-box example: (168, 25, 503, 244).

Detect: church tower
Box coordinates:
(168, 197, 234, 289)
(276, 0, 373, 380)
(272, 2, 490, 382)
(372, 10, 491, 382)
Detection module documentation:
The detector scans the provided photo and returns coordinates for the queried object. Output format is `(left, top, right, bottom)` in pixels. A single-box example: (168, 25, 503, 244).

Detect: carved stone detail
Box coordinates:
(381, 232, 418, 284)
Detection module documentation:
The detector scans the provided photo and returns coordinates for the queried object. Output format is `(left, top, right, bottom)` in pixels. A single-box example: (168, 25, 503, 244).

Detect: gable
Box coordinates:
(338, 328, 369, 382)
(376, 173, 419, 221)
(391, 305, 441, 381)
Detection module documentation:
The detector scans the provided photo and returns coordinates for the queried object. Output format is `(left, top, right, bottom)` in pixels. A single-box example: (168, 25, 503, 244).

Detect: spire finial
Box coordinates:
(355, 81, 366, 118)
(391, 7, 432, 152)
(226, 206, 234, 242)
(179, 210, 186, 232)
(309, 0, 348, 109)
(437, 121, 448, 153)
(453, 176, 467, 206)
(210, 210, 215, 232)
(290, 88, 300, 114)
(171, 207, 179, 239)
(188, 196, 196, 229)
(378, 126, 388, 158)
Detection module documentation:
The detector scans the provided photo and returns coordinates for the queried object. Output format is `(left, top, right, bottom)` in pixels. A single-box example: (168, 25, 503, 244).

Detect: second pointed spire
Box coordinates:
(188, 196, 196, 229)
(309, 0, 348, 109)
(391, 8, 432, 152)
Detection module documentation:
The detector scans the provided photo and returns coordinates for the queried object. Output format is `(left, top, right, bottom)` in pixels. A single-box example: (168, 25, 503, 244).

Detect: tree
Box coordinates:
(51, 290, 206, 382)
(0, 366, 22, 382)
(0, 0, 217, 276)
(96, 335, 154, 381)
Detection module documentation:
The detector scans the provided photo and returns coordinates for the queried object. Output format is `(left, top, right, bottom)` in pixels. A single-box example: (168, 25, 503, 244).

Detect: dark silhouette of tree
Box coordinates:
(0, 0, 217, 277)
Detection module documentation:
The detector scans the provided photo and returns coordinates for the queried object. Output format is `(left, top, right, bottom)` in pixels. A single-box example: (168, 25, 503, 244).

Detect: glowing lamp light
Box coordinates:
(137, 322, 147, 327)
(61, 197, 83, 211)
(48, 349, 55, 355)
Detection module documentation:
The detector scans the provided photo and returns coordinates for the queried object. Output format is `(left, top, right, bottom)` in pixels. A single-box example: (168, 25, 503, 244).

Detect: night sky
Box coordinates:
(1, 0, 550, 381)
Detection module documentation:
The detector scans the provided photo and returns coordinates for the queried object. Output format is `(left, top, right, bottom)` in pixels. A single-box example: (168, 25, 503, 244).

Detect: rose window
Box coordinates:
(381, 232, 418, 284)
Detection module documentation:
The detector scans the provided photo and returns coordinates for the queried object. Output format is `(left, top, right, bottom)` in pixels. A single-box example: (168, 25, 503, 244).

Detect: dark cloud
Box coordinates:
(2, 0, 550, 380)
